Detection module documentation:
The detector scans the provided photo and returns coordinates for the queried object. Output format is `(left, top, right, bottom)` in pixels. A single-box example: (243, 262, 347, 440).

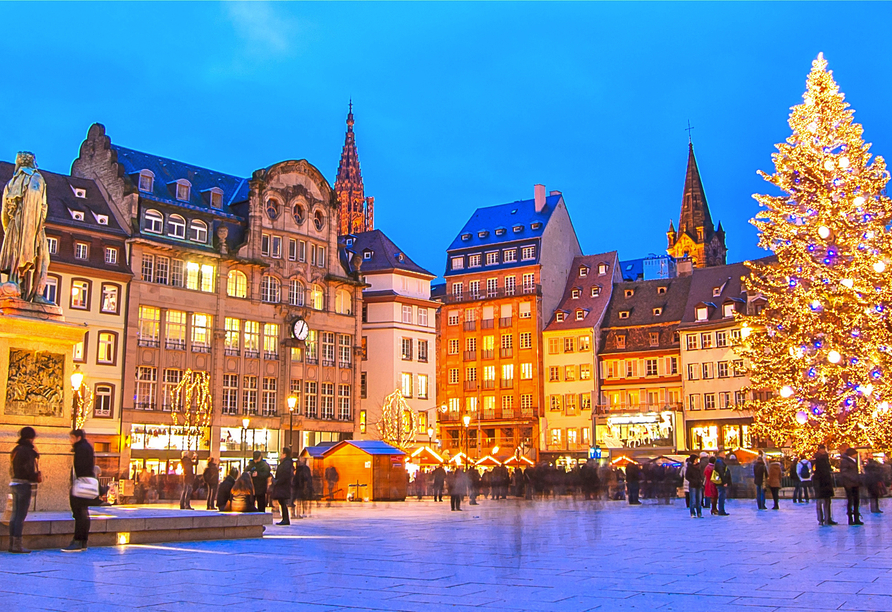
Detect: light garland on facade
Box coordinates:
(170, 369, 214, 451)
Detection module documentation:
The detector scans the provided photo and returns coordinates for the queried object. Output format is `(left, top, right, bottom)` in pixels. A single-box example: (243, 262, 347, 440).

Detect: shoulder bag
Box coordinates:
(71, 467, 100, 499)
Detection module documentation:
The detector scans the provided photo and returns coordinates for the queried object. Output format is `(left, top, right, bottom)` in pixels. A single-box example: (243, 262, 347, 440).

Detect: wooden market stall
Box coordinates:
(409, 446, 445, 466)
(299, 441, 338, 495)
(319, 440, 408, 502)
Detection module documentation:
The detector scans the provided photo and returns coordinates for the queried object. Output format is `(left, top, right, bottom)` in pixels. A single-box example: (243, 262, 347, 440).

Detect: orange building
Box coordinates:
(435, 185, 581, 462)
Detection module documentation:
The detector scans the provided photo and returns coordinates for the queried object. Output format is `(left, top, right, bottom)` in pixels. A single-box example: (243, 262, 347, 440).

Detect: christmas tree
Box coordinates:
(741, 53, 892, 453)
(376, 389, 418, 450)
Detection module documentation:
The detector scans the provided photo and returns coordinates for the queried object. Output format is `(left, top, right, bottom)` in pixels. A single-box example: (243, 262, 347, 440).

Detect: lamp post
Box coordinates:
(70, 365, 85, 430)
(287, 395, 297, 449)
(462, 414, 471, 466)
(427, 426, 434, 447)
(241, 417, 250, 470)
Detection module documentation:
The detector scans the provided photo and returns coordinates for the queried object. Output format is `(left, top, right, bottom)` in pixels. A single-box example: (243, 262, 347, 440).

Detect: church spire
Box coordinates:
(335, 101, 374, 236)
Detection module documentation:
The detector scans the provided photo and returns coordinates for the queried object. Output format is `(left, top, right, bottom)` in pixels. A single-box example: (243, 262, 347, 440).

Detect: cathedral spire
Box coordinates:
(335, 101, 374, 235)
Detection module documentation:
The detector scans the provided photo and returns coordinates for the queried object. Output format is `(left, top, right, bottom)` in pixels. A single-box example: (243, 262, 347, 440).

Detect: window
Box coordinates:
(704, 393, 717, 410)
(598, 263, 608, 275)
(657, 286, 667, 295)
(452, 283, 463, 298)
(447, 311, 460, 326)
(716, 331, 728, 347)
(519, 332, 532, 349)
(564, 365, 576, 381)
(163, 310, 185, 350)
(686, 335, 698, 351)
(501, 364, 514, 386)
(74, 242, 89, 260)
(522, 273, 535, 293)
(361, 374, 368, 399)
(222, 374, 239, 415)
(555, 312, 565, 323)
(298, 240, 307, 262)
(261, 276, 281, 303)
(97, 332, 116, 364)
(549, 366, 560, 382)
(505, 276, 516, 296)
(168, 214, 186, 238)
(227, 270, 247, 298)
(521, 246, 535, 260)
(701, 333, 713, 349)
(689, 394, 701, 411)
(417, 375, 429, 399)
(696, 306, 709, 321)
(271, 236, 282, 259)
(565, 395, 577, 414)
(262, 378, 278, 416)
(100, 284, 119, 314)
(521, 394, 533, 412)
(43, 276, 58, 305)
(719, 391, 732, 409)
(449, 368, 460, 384)
(580, 363, 591, 380)
(401, 373, 413, 397)
(176, 181, 190, 202)
(550, 395, 562, 412)
(669, 356, 679, 375)
(287, 238, 298, 262)
(626, 360, 638, 378)
(94, 384, 113, 418)
(469, 254, 482, 268)
(418, 340, 429, 362)
(338, 384, 352, 420)
(71, 279, 90, 309)
(734, 390, 748, 406)
(733, 359, 745, 376)
(618, 311, 629, 320)
(402, 304, 413, 323)
(138, 306, 160, 346)
(563, 337, 575, 352)
(185, 262, 215, 292)
(47, 236, 58, 254)
(136, 366, 157, 410)
(289, 279, 305, 306)
(469, 280, 480, 298)
(571, 289, 580, 299)
(138, 172, 154, 192)
(486, 278, 498, 297)
(591, 286, 601, 297)
(189, 220, 208, 243)
(448, 339, 459, 355)
(191, 314, 212, 351)
(486, 252, 499, 266)
(73, 336, 86, 362)
(579, 266, 589, 278)
(243, 376, 258, 415)
(339, 334, 352, 368)
(702, 362, 714, 379)
(624, 289, 634, 298)
(210, 190, 223, 208)
(266, 198, 280, 220)
(292, 203, 305, 225)
(162, 368, 182, 411)
(688, 363, 699, 380)
(615, 335, 626, 349)
(305, 381, 317, 418)
(313, 210, 325, 232)
(145, 210, 163, 233)
(575, 310, 585, 321)
(104, 247, 118, 265)
(649, 332, 660, 347)
(503, 249, 517, 262)
(645, 359, 658, 377)
(263, 323, 279, 359)
(401, 338, 413, 361)
(451, 257, 464, 271)
(165, 257, 178, 286)
(309, 284, 325, 311)
(580, 335, 591, 351)
(717, 361, 730, 378)
(224, 318, 240, 355)
(730, 329, 742, 345)
(723, 303, 735, 318)
(261, 234, 271, 257)
(521, 363, 533, 379)
(653, 307, 663, 316)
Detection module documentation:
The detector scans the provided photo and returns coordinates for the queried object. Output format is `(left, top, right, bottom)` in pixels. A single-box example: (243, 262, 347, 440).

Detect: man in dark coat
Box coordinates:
(685, 454, 704, 518)
(292, 459, 313, 518)
(63, 429, 95, 552)
(468, 467, 480, 505)
(216, 468, 238, 511)
(839, 447, 863, 525)
(250, 451, 271, 512)
(813, 445, 837, 525)
(272, 448, 294, 525)
(432, 466, 446, 502)
(625, 462, 641, 505)
(753, 456, 768, 510)
(179, 451, 195, 510)
(8, 426, 39, 553)
(203, 458, 220, 510)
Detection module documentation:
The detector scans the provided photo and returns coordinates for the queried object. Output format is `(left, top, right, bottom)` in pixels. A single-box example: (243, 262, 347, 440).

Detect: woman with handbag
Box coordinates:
(8, 426, 40, 554)
(63, 429, 95, 552)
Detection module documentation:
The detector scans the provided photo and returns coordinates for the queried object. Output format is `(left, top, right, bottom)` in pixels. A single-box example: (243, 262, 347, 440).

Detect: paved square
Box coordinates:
(2, 497, 891, 611)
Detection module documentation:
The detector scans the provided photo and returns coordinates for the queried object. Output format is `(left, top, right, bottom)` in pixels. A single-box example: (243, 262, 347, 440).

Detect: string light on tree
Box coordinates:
(170, 369, 214, 451)
(738, 53, 892, 453)
(376, 389, 419, 450)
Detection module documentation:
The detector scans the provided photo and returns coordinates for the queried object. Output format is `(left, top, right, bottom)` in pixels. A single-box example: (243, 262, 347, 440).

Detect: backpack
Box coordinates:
(798, 462, 810, 479)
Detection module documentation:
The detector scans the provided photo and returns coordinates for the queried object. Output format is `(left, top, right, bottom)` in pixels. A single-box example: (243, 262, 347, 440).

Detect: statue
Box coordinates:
(1, 152, 50, 302)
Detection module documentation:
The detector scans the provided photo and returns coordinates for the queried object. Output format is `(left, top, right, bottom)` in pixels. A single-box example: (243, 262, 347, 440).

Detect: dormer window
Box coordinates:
(575, 310, 585, 321)
(145, 209, 163, 234)
(530, 222, 542, 230)
(468, 254, 482, 268)
(168, 214, 186, 239)
(579, 266, 589, 278)
(619, 311, 630, 319)
(624, 289, 634, 298)
(697, 228, 704, 241)
(653, 307, 663, 316)
(70, 209, 85, 221)
(477, 230, 489, 238)
(345, 238, 354, 246)
(555, 312, 565, 322)
(175, 180, 191, 202)
(495, 227, 506, 236)
(485, 251, 499, 266)
(72, 186, 86, 198)
(461, 233, 472, 241)
(616, 335, 626, 349)
(696, 306, 709, 321)
(363, 250, 373, 260)
(138, 171, 154, 192)
(209, 188, 224, 209)
(513, 225, 524, 233)
(95, 214, 108, 225)
(571, 289, 580, 299)
(723, 302, 735, 318)
(657, 286, 667, 295)
(598, 263, 608, 275)
(591, 286, 601, 297)
(189, 220, 208, 243)
(713, 287, 721, 297)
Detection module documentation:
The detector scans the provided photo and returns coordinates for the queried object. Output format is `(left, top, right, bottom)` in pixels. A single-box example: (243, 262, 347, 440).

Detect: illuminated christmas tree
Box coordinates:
(376, 389, 418, 450)
(740, 53, 892, 453)
(170, 369, 214, 451)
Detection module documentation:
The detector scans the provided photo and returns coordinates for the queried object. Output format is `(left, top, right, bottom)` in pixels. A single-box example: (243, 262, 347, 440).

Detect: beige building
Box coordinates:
(71, 124, 364, 477)
(540, 252, 619, 466)
(348, 230, 438, 439)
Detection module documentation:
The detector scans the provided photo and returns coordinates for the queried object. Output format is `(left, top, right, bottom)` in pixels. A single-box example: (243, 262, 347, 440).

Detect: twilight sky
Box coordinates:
(2, 2, 892, 278)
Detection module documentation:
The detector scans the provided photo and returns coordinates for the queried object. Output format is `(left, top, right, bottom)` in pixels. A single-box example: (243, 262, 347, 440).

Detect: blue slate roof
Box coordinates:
(111, 145, 249, 219)
(345, 229, 433, 277)
(446, 194, 561, 252)
(302, 442, 339, 458)
(324, 440, 406, 456)
(619, 258, 645, 282)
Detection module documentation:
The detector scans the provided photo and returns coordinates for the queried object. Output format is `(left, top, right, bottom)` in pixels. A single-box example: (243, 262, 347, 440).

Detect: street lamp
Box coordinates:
(492, 446, 499, 456)
(427, 426, 434, 446)
(70, 365, 85, 429)
(287, 395, 297, 449)
(462, 414, 471, 465)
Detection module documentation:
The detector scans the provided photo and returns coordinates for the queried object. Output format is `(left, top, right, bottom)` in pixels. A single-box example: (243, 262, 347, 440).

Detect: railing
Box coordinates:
(482, 349, 494, 360)
(339, 360, 352, 368)
(501, 408, 515, 419)
(245, 350, 260, 359)
(500, 347, 513, 359)
(521, 406, 535, 417)
(500, 379, 514, 389)
(135, 402, 156, 411)
(500, 317, 513, 328)
(138, 337, 160, 348)
(445, 284, 541, 304)
(192, 344, 211, 354)
(483, 410, 495, 420)
(481, 319, 494, 329)
(483, 380, 495, 389)
(464, 381, 478, 391)
(305, 355, 317, 365)
(463, 321, 476, 331)
(463, 350, 476, 361)
(322, 359, 335, 367)
(265, 351, 280, 360)
(166, 340, 186, 351)
(224, 347, 239, 356)
(592, 402, 685, 414)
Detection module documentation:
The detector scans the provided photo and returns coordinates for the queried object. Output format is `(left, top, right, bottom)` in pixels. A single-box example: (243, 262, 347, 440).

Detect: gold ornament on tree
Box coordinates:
(376, 389, 418, 450)
(739, 53, 892, 453)
(170, 369, 214, 451)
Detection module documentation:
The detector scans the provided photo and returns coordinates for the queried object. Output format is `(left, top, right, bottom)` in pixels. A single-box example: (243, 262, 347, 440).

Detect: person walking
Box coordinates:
(203, 458, 219, 510)
(179, 450, 195, 510)
(216, 468, 238, 511)
(698, 452, 710, 507)
(704, 457, 718, 515)
(272, 448, 294, 525)
(864, 459, 885, 514)
(716, 457, 731, 516)
(250, 451, 271, 512)
(680, 456, 691, 508)
(468, 466, 480, 505)
(753, 456, 768, 510)
(685, 454, 704, 518)
(8, 427, 40, 553)
(794, 456, 812, 503)
(625, 461, 641, 505)
(292, 458, 313, 518)
(449, 468, 468, 511)
(767, 457, 783, 510)
(839, 447, 863, 525)
(63, 429, 95, 552)
(813, 444, 837, 526)
(432, 465, 446, 502)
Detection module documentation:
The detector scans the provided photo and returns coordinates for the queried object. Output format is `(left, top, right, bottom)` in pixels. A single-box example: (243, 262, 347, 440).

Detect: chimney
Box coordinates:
(677, 256, 694, 277)
(534, 184, 546, 212)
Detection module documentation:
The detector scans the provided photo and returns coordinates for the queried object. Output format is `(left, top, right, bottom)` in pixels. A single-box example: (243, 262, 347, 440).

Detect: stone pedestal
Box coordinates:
(0, 310, 86, 512)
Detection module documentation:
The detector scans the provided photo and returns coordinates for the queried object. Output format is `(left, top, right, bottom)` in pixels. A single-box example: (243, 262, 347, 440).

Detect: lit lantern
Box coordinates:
(827, 350, 842, 364)
(874, 261, 886, 273)
(780, 385, 794, 398)
(818, 226, 831, 239)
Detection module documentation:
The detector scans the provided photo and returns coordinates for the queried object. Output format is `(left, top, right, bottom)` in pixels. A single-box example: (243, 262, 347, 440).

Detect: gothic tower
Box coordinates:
(334, 102, 374, 235)
(666, 141, 726, 267)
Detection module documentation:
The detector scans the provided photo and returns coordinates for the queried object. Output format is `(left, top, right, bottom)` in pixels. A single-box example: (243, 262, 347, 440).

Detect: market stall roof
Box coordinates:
(300, 442, 339, 458)
(475, 455, 502, 467)
(322, 440, 406, 457)
(653, 454, 687, 465)
(449, 451, 470, 465)
(728, 448, 760, 462)
(504, 455, 534, 466)
(611, 455, 638, 467)
(409, 446, 445, 465)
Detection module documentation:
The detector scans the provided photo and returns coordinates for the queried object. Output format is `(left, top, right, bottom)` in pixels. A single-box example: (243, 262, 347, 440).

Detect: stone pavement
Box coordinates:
(1, 496, 891, 611)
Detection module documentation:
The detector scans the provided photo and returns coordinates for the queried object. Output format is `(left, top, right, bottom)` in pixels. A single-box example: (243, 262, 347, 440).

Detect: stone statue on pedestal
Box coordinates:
(1, 152, 50, 302)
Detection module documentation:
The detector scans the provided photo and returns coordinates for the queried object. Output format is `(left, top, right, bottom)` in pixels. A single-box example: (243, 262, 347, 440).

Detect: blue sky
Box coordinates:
(3, 2, 892, 277)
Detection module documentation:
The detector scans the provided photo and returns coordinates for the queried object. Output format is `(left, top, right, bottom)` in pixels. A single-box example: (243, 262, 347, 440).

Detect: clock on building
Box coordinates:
(291, 318, 309, 341)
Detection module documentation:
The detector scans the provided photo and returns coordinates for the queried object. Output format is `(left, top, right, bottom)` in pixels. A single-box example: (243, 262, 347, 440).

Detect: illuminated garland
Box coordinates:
(738, 53, 892, 453)
(73, 387, 93, 430)
(170, 369, 213, 451)
(376, 389, 418, 450)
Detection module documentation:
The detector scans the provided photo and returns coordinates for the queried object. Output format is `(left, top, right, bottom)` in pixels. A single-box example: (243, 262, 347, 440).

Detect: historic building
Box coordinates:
(597, 274, 691, 457)
(71, 123, 364, 476)
(540, 252, 619, 466)
(0, 162, 132, 474)
(436, 185, 582, 462)
(678, 261, 766, 452)
(334, 103, 374, 236)
(666, 143, 727, 268)
(347, 230, 438, 440)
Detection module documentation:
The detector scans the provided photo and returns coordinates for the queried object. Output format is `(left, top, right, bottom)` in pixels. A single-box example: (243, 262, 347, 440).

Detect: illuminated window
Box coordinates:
(191, 314, 212, 351)
(417, 375, 428, 399)
(243, 376, 258, 415)
(224, 318, 240, 355)
(262, 377, 278, 416)
(71, 280, 90, 309)
(263, 323, 279, 359)
(94, 385, 113, 418)
(289, 279, 305, 306)
(96, 332, 115, 365)
(309, 284, 325, 311)
(401, 372, 413, 397)
(227, 270, 247, 298)
(138, 306, 160, 346)
(100, 284, 118, 314)
(261, 275, 281, 303)
(335, 289, 352, 315)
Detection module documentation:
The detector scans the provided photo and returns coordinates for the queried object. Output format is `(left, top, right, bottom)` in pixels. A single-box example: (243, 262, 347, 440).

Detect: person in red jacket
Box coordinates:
(704, 457, 718, 515)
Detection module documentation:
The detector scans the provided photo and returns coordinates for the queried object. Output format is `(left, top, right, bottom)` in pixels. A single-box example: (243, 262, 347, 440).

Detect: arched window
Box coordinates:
(313, 210, 325, 231)
(292, 202, 305, 225)
(261, 275, 281, 303)
(289, 279, 305, 306)
(227, 270, 247, 298)
(138, 171, 154, 192)
(267, 198, 280, 220)
(189, 220, 208, 243)
(145, 209, 163, 234)
(309, 284, 325, 311)
(168, 214, 186, 238)
(335, 289, 352, 315)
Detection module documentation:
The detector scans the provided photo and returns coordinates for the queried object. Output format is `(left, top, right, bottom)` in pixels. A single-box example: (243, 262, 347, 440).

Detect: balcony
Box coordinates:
(445, 284, 542, 304)
(138, 337, 160, 348)
(481, 319, 494, 329)
(440, 411, 460, 422)
(500, 379, 514, 390)
(165, 340, 186, 351)
(483, 380, 495, 390)
(463, 321, 477, 331)
(501, 408, 515, 419)
(191, 344, 211, 354)
(264, 351, 279, 360)
(322, 359, 335, 367)
(500, 347, 513, 359)
(245, 350, 260, 359)
(521, 406, 535, 417)
(464, 381, 478, 392)
(594, 402, 684, 415)
(483, 409, 495, 420)
(482, 349, 494, 360)
(224, 347, 240, 356)
(463, 350, 477, 361)
(499, 317, 513, 328)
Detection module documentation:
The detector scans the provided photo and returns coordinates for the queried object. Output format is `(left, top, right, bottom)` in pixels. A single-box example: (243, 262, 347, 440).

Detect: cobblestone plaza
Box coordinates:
(2, 498, 892, 611)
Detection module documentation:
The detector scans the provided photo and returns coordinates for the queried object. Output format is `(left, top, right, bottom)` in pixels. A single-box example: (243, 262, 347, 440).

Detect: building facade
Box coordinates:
(540, 252, 619, 466)
(0, 161, 132, 474)
(71, 123, 364, 476)
(334, 103, 374, 235)
(597, 275, 692, 457)
(348, 230, 438, 441)
(436, 185, 582, 462)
